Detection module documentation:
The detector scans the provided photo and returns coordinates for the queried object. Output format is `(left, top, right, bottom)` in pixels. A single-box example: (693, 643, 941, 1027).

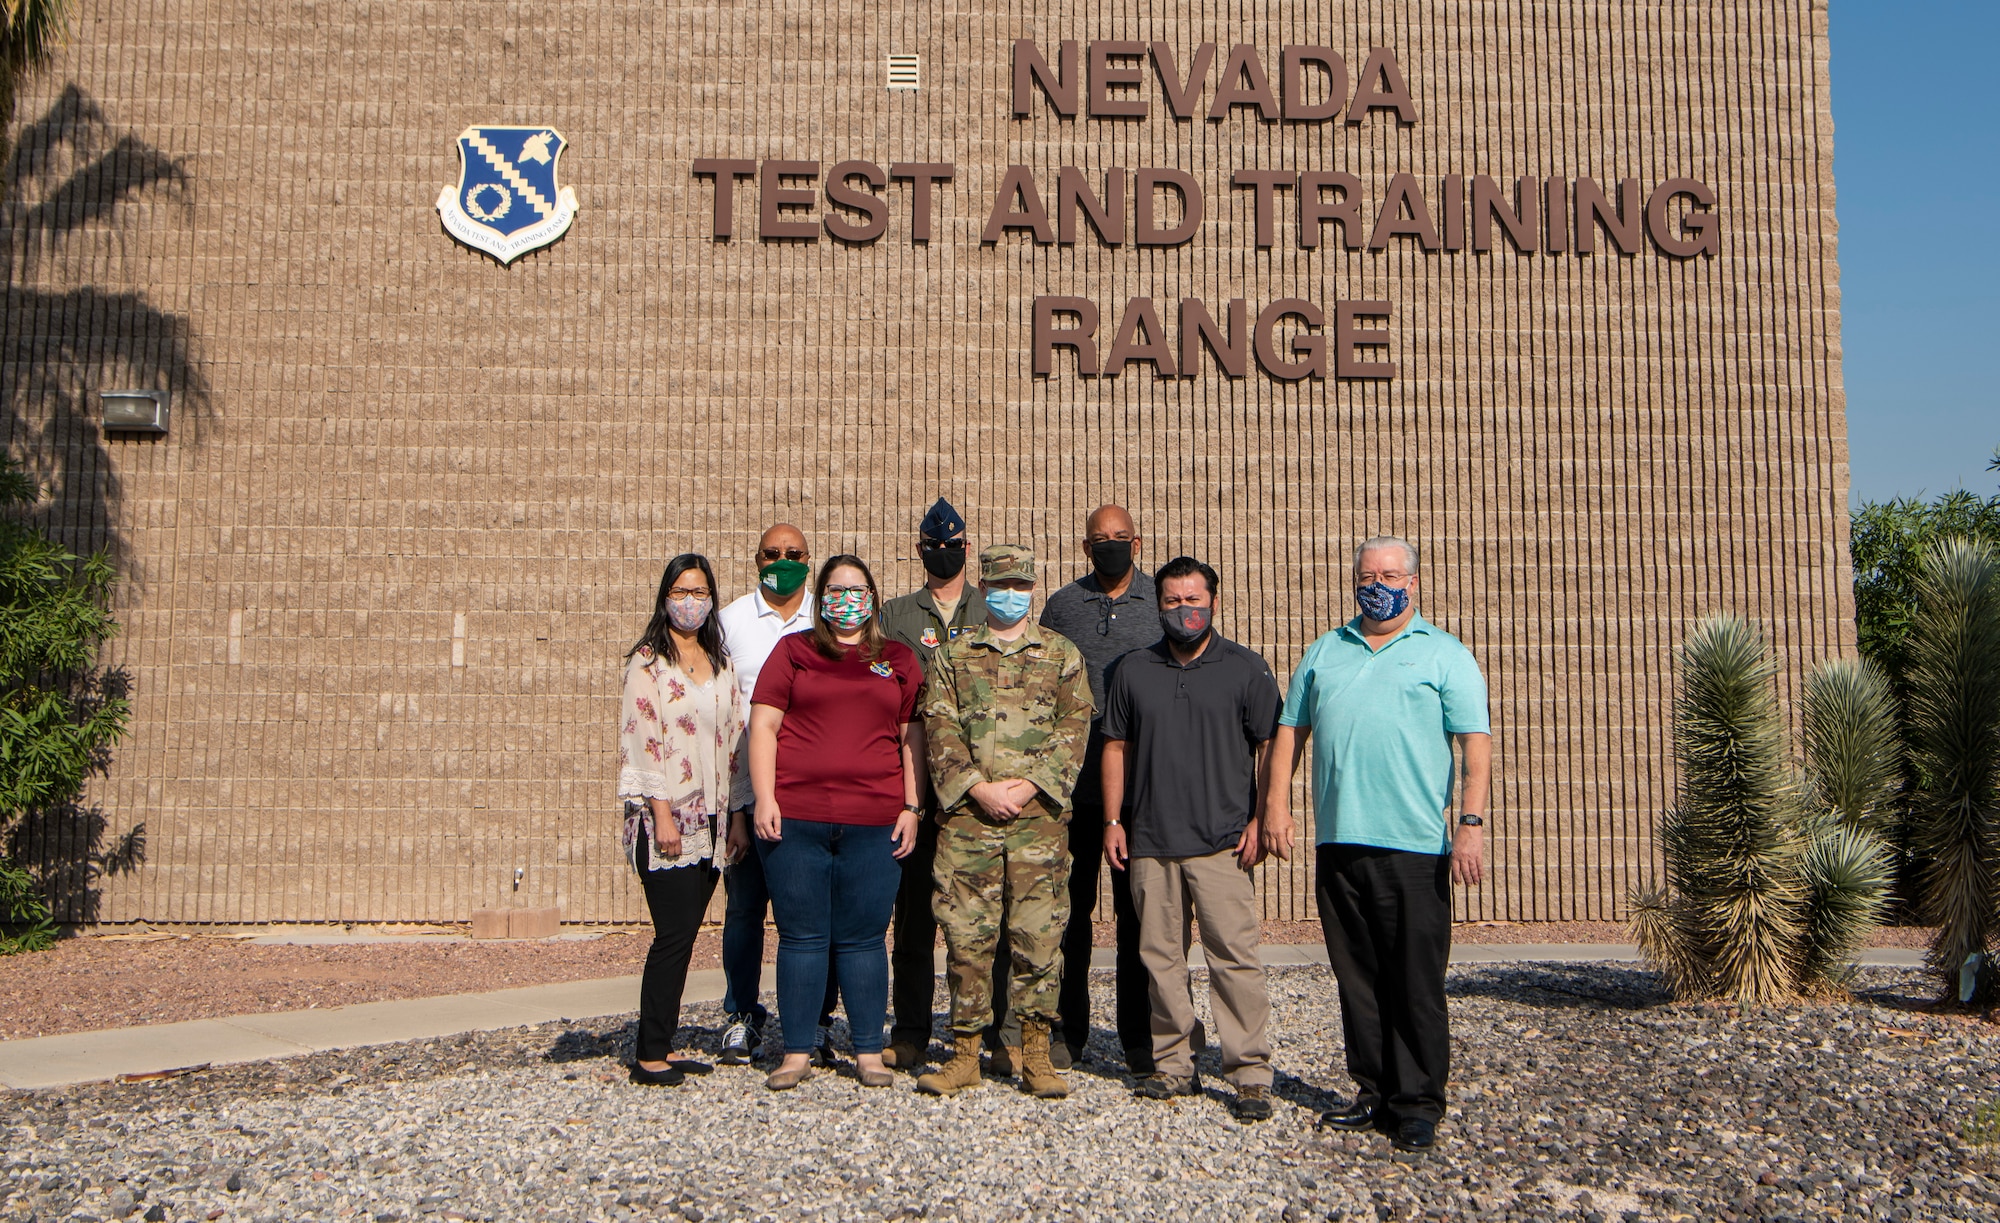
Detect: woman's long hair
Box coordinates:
(628, 553, 728, 673)
(810, 553, 886, 662)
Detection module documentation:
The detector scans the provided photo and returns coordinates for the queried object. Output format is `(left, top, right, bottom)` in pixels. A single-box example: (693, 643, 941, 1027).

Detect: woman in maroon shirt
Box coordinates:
(749, 554, 924, 1090)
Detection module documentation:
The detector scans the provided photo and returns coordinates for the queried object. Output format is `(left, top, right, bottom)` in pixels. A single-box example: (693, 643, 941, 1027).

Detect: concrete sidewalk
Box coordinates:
(0, 944, 1924, 1091)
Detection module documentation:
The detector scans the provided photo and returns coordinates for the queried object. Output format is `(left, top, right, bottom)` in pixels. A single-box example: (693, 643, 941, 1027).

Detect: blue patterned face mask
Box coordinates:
(983, 587, 1032, 624)
(1356, 582, 1410, 622)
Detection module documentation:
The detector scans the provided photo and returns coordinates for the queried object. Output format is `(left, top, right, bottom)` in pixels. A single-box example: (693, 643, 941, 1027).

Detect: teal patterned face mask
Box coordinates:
(821, 587, 875, 629)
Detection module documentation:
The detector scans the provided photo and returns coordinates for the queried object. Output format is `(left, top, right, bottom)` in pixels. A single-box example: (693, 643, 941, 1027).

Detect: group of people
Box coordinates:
(614, 501, 1492, 1152)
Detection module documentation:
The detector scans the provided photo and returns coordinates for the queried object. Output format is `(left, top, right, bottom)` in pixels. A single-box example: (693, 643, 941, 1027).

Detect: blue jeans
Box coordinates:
(756, 818, 901, 1055)
(722, 820, 838, 1029)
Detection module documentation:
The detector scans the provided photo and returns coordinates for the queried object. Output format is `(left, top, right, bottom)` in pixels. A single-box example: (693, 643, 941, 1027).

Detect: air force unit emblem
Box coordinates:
(437, 126, 579, 264)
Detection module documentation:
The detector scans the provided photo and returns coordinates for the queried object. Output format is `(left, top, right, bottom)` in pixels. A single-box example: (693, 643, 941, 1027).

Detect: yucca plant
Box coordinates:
(1634, 616, 1808, 1004)
(1794, 659, 1899, 990)
(1903, 537, 2000, 1003)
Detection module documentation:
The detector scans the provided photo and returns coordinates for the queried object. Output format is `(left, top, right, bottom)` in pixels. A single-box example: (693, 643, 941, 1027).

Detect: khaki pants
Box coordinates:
(1130, 849, 1273, 1088)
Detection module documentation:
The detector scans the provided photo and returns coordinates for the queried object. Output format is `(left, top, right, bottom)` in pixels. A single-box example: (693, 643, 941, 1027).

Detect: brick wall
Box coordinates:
(0, 1, 1849, 925)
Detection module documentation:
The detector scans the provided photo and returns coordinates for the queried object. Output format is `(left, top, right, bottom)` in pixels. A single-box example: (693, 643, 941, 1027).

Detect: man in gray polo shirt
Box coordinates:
(1100, 555, 1284, 1120)
(1037, 503, 1161, 1071)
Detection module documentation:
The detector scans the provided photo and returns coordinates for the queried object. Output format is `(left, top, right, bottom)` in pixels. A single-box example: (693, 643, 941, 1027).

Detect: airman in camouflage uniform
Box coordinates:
(917, 544, 1094, 1098)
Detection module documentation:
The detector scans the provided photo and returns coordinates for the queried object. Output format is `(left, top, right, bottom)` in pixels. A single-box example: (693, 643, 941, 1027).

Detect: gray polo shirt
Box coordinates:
(1099, 634, 1284, 859)
(1039, 569, 1162, 809)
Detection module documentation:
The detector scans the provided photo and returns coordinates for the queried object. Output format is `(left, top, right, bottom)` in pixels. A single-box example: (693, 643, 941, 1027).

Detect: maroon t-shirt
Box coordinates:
(751, 634, 924, 825)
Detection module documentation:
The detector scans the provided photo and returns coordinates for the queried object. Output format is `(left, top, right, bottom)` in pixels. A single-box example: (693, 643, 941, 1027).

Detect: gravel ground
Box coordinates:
(0, 923, 1938, 1040)
(5, 964, 1996, 1223)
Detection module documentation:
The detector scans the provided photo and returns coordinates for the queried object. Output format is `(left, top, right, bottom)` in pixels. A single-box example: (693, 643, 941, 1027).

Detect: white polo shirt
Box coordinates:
(717, 587, 814, 809)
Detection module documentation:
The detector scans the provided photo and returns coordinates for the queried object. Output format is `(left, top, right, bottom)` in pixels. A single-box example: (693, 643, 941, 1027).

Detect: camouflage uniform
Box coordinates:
(923, 548, 1095, 1035)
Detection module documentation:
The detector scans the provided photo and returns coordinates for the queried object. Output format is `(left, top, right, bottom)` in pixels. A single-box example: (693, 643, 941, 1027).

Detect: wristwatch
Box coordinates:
(1457, 813, 1484, 827)
(902, 803, 924, 815)
(1105, 818, 1122, 827)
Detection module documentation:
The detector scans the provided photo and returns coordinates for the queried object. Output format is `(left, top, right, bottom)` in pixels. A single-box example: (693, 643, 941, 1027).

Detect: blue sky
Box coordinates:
(1831, 0, 1999, 504)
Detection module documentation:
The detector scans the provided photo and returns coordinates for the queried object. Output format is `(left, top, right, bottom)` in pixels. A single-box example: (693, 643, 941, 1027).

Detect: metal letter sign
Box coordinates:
(437, 126, 579, 264)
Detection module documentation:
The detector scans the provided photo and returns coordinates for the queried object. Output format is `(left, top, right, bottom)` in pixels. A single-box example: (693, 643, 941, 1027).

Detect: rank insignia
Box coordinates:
(437, 126, 579, 264)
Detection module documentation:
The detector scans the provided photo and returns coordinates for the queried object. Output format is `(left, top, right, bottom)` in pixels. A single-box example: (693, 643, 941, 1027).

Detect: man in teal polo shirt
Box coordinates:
(1258, 535, 1491, 1154)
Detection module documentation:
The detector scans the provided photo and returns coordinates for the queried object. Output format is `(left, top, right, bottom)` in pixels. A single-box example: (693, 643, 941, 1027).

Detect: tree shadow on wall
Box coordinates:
(2, 83, 205, 559)
(2, 84, 207, 923)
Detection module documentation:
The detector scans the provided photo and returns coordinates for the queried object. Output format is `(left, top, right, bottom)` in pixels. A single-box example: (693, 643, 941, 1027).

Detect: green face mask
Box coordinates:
(759, 559, 810, 598)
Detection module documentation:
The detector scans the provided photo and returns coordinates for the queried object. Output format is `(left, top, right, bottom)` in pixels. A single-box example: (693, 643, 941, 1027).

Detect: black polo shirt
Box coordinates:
(1039, 569, 1162, 810)
(1099, 633, 1284, 859)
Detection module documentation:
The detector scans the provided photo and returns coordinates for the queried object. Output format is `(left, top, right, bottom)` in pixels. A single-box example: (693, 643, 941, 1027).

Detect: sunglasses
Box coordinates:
(758, 547, 808, 562)
(920, 539, 969, 551)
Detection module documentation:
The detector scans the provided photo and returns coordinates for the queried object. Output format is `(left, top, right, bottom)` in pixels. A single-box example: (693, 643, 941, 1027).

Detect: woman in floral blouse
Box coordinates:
(618, 552, 741, 1086)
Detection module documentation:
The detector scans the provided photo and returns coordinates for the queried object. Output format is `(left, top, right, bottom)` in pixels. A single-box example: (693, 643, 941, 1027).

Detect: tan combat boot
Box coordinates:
(1019, 1018, 1069, 1099)
(915, 1034, 985, 1096)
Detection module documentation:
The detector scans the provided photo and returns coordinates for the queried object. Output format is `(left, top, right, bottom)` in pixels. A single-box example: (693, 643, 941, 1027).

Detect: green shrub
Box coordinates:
(0, 451, 129, 947)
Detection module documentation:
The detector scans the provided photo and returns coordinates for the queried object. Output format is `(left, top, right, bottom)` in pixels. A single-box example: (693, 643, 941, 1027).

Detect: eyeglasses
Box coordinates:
(668, 587, 711, 601)
(919, 539, 968, 551)
(825, 585, 871, 597)
(1356, 572, 1411, 585)
(758, 547, 808, 562)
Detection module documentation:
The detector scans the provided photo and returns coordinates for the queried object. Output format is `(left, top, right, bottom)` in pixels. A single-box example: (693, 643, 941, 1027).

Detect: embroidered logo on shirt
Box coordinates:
(869, 661, 895, 678)
(921, 627, 939, 649)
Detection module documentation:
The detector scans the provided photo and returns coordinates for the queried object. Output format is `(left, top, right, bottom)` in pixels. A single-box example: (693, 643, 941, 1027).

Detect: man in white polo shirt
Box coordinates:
(1259, 535, 1492, 1155)
(715, 522, 837, 1067)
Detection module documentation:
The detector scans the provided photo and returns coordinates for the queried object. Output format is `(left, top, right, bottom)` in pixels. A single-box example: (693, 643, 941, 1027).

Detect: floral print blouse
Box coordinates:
(617, 645, 742, 871)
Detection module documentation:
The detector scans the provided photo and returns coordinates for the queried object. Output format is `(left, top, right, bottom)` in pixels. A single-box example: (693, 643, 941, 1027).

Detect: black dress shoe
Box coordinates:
(629, 1062, 686, 1087)
(1123, 1046, 1156, 1076)
(1391, 1118, 1437, 1152)
(664, 1058, 714, 1076)
(1315, 1101, 1377, 1131)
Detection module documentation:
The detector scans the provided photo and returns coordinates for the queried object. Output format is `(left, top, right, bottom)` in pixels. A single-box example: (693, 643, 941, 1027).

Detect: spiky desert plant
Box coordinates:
(1793, 658, 1900, 990)
(1802, 658, 1903, 835)
(1634, 616, 1807, 1004)
(1794, 824, 1894, 992)
(1903, 537, 2000, 1002)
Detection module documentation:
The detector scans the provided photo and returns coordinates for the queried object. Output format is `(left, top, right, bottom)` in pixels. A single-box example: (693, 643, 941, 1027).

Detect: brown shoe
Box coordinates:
(987, 1043, 1020, 1078)
(880, 1038, 924, 1070)
(915, 1034, 985, 1096)
(1019, 1019, 1069, 1099)
(764, 1064, 815, 1091)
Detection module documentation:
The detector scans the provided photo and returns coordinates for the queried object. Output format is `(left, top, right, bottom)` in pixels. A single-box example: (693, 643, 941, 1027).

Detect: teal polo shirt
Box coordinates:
(1278, 612, 1490, 855)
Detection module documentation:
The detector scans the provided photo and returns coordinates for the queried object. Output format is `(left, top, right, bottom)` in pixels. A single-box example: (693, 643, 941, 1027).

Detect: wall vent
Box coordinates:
(886, 55, 919, 91)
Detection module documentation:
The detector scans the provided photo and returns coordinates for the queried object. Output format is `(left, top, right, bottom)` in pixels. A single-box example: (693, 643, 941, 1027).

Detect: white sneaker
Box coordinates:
(719, 1015, 759, 1065)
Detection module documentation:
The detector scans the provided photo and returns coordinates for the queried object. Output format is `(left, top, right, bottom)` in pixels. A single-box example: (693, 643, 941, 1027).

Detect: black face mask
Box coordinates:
(1159, 604, 1212, 647)
(1090, 539, 1134, 582)
(920, 544, 967, 581)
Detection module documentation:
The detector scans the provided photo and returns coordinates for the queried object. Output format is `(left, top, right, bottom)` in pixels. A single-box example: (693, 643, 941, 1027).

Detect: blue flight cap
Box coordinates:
(920, 497, 965, 540)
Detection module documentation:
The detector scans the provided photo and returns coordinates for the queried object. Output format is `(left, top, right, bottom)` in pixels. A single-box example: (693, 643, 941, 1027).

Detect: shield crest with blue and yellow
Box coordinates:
(436, 125, 579, 264)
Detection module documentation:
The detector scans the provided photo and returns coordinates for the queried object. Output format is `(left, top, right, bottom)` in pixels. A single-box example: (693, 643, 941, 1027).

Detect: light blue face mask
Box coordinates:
(984, 587, 1033, 624)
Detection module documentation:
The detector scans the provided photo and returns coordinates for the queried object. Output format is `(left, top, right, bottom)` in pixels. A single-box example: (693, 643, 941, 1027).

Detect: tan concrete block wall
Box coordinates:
(0, 1, 1849, 926)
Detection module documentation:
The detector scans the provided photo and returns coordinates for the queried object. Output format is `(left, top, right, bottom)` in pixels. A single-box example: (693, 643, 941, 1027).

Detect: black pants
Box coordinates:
(1062, 805, 1150, 1060)
(1315, 844, 1452, 1125)
(636, 854, 721, 1061)
(888, 810, 1013, 1049)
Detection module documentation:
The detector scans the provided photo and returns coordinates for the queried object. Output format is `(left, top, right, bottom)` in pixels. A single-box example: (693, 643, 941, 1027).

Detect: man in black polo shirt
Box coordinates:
(1101, 555, 1283, 1120)
(1037, 503, 1160, 1072)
